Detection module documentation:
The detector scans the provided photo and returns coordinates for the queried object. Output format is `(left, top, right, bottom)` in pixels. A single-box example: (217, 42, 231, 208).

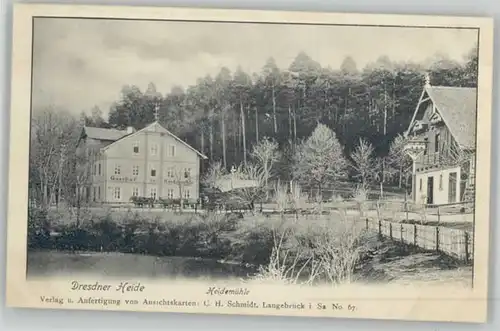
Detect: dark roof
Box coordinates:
(425, 86, 477, 149)
(83, 127, 129, 141)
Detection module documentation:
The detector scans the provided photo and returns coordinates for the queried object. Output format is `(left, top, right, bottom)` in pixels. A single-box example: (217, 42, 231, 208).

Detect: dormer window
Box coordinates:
(412, 120, 428, 133)
(429, 111, 443, 125)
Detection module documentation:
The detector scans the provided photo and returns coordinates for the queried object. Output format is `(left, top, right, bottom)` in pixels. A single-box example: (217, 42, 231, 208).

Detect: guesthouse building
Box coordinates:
(405, 78, 476, 206)
(76, 121, 208, 204)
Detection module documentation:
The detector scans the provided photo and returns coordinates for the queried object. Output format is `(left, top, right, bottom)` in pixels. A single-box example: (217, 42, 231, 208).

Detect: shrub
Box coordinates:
(27, 207, 52, 249)
(251, 212, 371, 285)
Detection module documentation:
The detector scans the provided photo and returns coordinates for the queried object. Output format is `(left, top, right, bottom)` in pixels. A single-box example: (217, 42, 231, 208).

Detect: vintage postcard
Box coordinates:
(5, 3, 494, 323)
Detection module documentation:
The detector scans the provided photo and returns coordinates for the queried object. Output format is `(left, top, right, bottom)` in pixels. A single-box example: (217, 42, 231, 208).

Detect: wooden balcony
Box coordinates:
(415, 152, 443, 171)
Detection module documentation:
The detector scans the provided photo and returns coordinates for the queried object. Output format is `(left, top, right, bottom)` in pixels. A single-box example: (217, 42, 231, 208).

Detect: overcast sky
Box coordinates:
(31, 18, 478, 116)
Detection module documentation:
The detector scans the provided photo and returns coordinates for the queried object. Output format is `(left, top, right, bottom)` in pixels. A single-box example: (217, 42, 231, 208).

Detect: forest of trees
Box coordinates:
(30, 47, 477, 209)
(83, 47, 478, 175)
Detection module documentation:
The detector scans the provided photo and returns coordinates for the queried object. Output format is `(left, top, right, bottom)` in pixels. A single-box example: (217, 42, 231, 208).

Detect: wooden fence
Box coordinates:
(365, 218, 473, 263)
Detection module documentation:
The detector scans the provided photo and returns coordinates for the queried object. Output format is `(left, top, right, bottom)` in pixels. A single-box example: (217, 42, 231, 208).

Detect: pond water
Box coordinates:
(27, 251, 258, 280)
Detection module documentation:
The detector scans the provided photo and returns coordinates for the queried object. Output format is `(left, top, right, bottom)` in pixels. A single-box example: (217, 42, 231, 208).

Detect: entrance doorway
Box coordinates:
(426, 176, 434, 205)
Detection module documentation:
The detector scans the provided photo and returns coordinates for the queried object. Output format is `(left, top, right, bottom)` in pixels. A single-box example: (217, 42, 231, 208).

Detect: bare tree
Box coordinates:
(201, 161, 229, 190)
(64, 142, 96, 227)
(255, 225, 321, 285)
(386, 134, 412, 188)
(350, 138, 376, 191)
(310, 213, 368, 284)
(30, 108, 78, 212)
(173, 167, 194, 211)
(250, 137, 280, 199)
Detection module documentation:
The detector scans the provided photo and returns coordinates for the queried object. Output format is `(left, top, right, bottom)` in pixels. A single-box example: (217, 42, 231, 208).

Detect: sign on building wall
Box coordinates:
(109, 175, 138, 182)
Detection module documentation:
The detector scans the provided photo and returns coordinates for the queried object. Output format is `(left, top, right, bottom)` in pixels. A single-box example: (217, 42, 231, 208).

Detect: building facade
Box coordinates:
(405, 81, 476, 205)
(76, 121, 207, 204)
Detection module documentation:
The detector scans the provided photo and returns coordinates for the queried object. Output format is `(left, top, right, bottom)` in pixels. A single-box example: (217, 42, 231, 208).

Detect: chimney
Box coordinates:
(126, 126, 135, 134)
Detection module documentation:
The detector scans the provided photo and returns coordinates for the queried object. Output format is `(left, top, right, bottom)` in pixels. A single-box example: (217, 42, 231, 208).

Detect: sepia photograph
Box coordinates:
(5, 3, 494, 323)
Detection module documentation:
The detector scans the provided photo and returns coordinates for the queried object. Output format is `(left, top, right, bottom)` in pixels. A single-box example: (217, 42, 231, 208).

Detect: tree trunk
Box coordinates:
(241, 100, 247, 167)
(264, 164, 269, 200)
(288, 105, 292, 146)
(293, 106, 297, 145)
(236, 117, 240, 161)
(392, 80, 396, 120)
(209, 118, 214, 160)
(42, 180, 49, 210)
(379, 180, 384, 199)
(380, 159, 385, 199)
(57, 174, 62, 207)
(76, 188, 81, 228)
(221, 109, 227, 169)
(398, 163, 403, 188)
(200, 130, 205, 173)
(255, 107, 259, 143)
(178, 182, 184, 212)
(380, 88, 388, 198)
(272, 83, 277, 134)
(201, 129, 205, 155)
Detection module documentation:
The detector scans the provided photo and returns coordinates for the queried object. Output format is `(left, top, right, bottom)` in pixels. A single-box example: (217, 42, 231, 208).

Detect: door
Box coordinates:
(427, 176, 434, 205)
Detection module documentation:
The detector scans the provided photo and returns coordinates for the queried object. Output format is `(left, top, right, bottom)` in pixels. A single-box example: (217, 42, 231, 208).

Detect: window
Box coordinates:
(419, 178, 423, 192)
(98, 163, 101, 175)
(183, 189, 191, 199)
(150, 167, 157, 177)
(166, 167, 174, 178)
(132, 187, 139, 197)
(167, 189, 174, 199)
(132, 165, 139, 176)
(93, 164, 96, 176)
(114, 164, 121, 175)
(133, 142, 139, 154)
(435, 133, 440, 153)
(168, 145, 176, 157)
(184, 168, 191, 179)
(113, 187, 121, 200)
(151, 144, 158, 156)
(98, 186, 101, 200)
(439, 174, 444, 191)
(93, 187, 96, 202)
(423, 138, 428, 156)
(150, 187, 157, 199)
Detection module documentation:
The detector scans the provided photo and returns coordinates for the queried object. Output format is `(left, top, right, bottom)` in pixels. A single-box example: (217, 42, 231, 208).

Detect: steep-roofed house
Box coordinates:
(76, 121, 207, 204)
(405, 80, 476, 205)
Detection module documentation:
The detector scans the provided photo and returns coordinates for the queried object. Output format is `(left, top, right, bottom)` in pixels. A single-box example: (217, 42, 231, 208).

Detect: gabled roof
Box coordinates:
(408, 85, 477, 150)
(100, 121, 208, 159)
(82, 126, 129, 141)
